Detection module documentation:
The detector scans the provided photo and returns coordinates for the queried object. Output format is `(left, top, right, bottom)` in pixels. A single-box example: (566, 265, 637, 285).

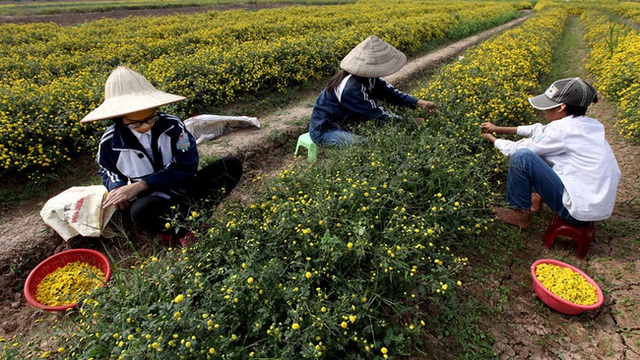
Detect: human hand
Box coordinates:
(482, 133, 496, 143)
(416, 100, 438, 113)
(413, 117, 425, 126)
(111, 199, 130, 211)
(480, 122, 497, 133)
(102, 181, 148, 209)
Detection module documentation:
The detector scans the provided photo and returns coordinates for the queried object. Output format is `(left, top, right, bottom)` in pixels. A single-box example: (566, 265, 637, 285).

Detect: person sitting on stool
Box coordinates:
(309, 35, 438, 147)
(480, 77, 620, 229)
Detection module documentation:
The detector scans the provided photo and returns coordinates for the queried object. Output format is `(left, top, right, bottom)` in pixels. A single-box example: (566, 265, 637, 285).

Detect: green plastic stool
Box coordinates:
(294, 132, 318, 162)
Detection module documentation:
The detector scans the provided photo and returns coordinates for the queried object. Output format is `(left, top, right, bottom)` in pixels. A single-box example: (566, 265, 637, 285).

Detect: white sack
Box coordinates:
(40, 185, 116, 241)
(184, 114, 260, 144)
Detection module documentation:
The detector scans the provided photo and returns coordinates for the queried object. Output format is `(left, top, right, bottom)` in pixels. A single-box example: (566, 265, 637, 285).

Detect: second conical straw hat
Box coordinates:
(339, 35, 407, 78)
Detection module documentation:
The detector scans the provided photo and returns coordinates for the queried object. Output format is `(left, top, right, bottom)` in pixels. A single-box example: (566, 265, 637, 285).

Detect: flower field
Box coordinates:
(0, 0, 353, 17)
(535, 0, 640, 142)
(3, 0, 639, 358)
(2, 5, 580, 359)
(0, 0, 527, 180)
(581, 9, 640, 142)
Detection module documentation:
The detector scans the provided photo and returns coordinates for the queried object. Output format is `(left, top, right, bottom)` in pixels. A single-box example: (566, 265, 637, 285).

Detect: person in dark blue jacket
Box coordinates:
(81, 66, 242, 238)
(309, 35, 437, 146)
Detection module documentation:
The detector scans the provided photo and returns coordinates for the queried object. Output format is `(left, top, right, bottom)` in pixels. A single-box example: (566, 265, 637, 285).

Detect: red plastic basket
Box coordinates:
(531, 259, 603, 315)
(23, 249, 112, 311)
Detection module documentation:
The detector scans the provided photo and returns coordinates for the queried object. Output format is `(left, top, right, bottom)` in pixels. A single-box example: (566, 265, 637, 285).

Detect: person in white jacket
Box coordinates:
(480, 77, 620, 229)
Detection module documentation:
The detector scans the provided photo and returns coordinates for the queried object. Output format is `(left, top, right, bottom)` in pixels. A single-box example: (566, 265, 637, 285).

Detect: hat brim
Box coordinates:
(340, 52, 407, 78)
(80, 91, 186, 123)
(528, 94, 562, 110)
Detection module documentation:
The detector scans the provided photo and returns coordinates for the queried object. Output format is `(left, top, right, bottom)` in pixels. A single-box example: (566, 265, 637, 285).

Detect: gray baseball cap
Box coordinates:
(528, 78, 598, 110)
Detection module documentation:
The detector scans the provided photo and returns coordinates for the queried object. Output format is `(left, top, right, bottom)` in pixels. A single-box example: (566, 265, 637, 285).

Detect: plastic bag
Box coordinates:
(184, 114, 260, 144)
(40, 185, 116, 241)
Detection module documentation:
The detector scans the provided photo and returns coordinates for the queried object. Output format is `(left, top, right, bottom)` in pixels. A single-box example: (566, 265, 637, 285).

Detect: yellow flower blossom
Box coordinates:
(35, 261, 105, 307)
(535, 263, 598, 306)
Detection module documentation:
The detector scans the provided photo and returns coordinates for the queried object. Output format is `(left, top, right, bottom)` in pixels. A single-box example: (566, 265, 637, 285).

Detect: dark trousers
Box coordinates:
(129, 156, 243, 235)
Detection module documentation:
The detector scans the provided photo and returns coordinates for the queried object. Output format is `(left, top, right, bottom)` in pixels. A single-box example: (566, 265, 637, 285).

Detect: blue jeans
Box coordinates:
(506, 149, 586, 225)
(311, 130, 365, 147)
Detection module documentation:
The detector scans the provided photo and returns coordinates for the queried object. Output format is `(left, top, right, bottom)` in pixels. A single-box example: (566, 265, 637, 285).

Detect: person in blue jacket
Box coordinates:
(309, 35, 437, 146)
(81, 66, 243, 238)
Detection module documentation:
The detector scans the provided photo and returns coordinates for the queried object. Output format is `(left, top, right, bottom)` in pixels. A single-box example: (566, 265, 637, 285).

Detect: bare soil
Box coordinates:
(1, 8, 638, 359)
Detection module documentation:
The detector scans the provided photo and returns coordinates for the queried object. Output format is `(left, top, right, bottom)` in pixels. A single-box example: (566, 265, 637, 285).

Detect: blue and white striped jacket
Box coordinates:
(96, 113, 198, 195)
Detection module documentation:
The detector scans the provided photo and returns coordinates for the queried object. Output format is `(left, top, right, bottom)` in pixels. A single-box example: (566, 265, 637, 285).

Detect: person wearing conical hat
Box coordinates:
(309, 35, 437, 146)
(480, 78, 620, 229)
(82, 66, 243, 242)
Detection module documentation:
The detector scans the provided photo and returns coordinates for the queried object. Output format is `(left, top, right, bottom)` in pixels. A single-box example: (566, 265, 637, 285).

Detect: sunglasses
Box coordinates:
(124, 112, 159, 129)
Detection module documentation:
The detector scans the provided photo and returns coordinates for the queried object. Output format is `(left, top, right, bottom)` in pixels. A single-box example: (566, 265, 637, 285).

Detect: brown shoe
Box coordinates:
(493, 206, 531, 229)
(530, 193, 543, 213)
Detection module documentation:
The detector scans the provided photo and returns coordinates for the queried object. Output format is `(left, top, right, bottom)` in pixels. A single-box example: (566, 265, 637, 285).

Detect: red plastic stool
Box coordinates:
(542, 214, 595, 259)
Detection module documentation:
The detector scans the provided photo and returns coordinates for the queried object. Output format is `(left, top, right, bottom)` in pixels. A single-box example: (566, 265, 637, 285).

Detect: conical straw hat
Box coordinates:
(340, 35, 407, 78)
(80, 66, 186, 123)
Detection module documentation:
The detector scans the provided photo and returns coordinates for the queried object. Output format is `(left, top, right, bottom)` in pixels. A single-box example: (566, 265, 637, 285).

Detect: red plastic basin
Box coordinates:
(531, 259, 603, 315)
